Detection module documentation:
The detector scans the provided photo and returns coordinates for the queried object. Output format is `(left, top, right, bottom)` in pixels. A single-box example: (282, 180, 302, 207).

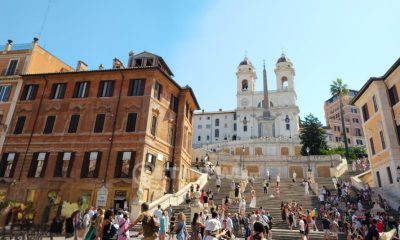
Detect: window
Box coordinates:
(351, 108, 358, 113)
(389, 85, 399, 106)
(356, 139, 363, 145)
(380, 131, 386, 150)
(28, 152, 48, 178)
(369, 137, 375, 155)
(150, 115, 157, 136)
(224, 123, 228, 128)
(54, 152, 74, 177)
(145, 153, 156, 172)
(197, 125, 202, 129)
(206, 124, 211, 129)
(243, 125, 248, 132)
(20, 84, 38, 100)
(345, 128, 349, 133)
(372, 95, 378, 112)
(335, 137, 340, 142)
(6, 59, 18, 76)
(207, 116, 210, 120)
(362, 104, 369, 122)
(126, 113, 137, 132)
(154, 81, 163, 100)
(168, 126, 175, 145)
(215, 119, 220, 126)
(73, 81, 90, 98)
(396, 123, 400, 145)
(128, 79, 145, 96)
(206, 135, 210, 141)
(233, 123, 237, 131)
(115, 151, 136, 178)
(0, 85, 11, 102)
(198, 136, 201, 141)
(233, 113, 237, 120)
(0, 153, 19, 178)
(98, 80, 115, 97)
(352, 118, 359, 123)
(376, 171, 382, 187)
(50, 83, 67, 99)
(68, 115, 80, 133)
(215, 129, 219, 138)
(355, 128, 362, 136)
(81, 151, 102, 178)
(13, 116, 26, 134)
(170, 94, 179, 112)
(286, 124, 290, 130)
(242, 80, 248, 91)
(347, 138, 351, 144)
(386, 166, 393, 184)
(94, 114, 106, 133)
(43, 116, 56, 134)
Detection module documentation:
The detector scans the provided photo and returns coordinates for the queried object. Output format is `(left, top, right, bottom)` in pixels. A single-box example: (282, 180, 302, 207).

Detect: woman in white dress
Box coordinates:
(249, 189, 257, 208)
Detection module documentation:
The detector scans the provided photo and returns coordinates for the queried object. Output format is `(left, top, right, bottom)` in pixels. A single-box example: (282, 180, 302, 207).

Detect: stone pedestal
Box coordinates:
(130, 188, 143, 220)
(190, 191, 203, 220)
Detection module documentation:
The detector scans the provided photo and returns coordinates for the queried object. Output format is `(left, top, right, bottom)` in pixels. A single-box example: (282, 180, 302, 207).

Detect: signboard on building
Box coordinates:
(96, 186, 108, 207)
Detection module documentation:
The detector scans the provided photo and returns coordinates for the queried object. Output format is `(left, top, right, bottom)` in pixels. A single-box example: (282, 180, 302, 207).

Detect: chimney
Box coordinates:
(76, 60, 88, 71)
(32, 37, 39, 48)
(128, 51, 134, 67)
(98, 64, 104, 70)
(112, 58, 124, 69)
(5, 40, 12, 51)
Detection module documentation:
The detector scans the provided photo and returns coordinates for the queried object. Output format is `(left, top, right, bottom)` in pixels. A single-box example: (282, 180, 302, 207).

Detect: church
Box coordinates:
(193, 53, 301, 153)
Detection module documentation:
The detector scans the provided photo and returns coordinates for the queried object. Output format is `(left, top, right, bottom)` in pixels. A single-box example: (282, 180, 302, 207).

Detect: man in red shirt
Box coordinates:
(376, 218, 384, 233)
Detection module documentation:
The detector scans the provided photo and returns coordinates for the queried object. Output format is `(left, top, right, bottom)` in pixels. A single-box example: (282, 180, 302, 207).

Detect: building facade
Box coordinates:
(351, 58, 400, 201)
(0, 38, 73, 156)
(0, 51, 199, 224)
(324, 90, 365, 148)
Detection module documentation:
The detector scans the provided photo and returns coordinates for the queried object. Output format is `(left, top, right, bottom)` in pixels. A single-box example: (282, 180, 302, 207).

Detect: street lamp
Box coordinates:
(306, 146, 311, 171)
(241, 145, 246, 170)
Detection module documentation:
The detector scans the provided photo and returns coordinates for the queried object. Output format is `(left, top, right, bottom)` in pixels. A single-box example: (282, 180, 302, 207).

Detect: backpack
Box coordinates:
(150, 216, 160, 232)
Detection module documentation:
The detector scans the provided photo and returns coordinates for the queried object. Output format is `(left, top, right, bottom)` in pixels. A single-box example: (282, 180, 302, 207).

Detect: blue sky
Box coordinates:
(1, 0, 399, 123)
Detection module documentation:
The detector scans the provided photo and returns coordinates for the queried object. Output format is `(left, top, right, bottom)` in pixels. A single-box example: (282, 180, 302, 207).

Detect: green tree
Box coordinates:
(330, 78, 350, 160)
(300, 113, 327, 155)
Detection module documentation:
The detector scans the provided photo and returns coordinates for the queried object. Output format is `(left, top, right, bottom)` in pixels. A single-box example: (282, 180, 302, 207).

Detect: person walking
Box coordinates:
(292, 171, 297, 184)
(239, 197, 246, 217)
(169, 213, 176, 240)
(129, 202, 159, 240)
(191, 213, 204, 240)
(117, 212, 130, 240)
(304, 180, 310, 195)
(276, 173, 281, 187)
(175, 212, 188, 240)
(216, 177, 221, 193)
(263, 179, 268, 194)
(249, 189, 257, 209)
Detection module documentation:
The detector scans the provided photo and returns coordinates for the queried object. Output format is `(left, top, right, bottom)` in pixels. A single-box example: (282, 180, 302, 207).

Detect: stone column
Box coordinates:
(130, 188, 143, 220)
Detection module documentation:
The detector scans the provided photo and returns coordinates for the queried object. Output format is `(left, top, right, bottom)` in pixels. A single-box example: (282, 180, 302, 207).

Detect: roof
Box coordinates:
(351, 57, 400, 105)
(134, 51, 174, 76)
(239, 57, 252, 66)
(324, 89, 358, 104)
(21, 65, 200, 110)
(277, 53, 290, 64)
(194, 110, 236, 115)
(0, 43, 32, 51)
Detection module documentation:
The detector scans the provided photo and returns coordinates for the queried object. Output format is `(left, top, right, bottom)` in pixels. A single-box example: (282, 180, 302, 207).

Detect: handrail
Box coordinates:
(148, 169, 208, 211)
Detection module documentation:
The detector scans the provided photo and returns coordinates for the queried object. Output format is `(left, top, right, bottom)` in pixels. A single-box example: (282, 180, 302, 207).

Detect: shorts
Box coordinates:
(299, 230, 305, 235)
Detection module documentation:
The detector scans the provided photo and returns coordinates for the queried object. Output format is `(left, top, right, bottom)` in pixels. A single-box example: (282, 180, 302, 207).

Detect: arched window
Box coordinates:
(242, 80, 248, 91)
(281, 76, 288, 88)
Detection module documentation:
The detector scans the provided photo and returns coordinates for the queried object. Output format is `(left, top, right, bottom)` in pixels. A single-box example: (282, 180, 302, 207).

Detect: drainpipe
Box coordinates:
(103, 71, 125, 183)
(18, 75, 49, 181)
(169, 95, 180, 193)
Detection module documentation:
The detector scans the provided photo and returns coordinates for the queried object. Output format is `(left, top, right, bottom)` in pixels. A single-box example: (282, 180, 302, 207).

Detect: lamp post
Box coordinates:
(306, 146, 311, 171)
(241, 145, 246, 170)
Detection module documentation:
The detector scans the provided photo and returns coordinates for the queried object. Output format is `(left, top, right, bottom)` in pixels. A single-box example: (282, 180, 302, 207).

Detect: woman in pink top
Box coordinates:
(117, 213, 130, 240)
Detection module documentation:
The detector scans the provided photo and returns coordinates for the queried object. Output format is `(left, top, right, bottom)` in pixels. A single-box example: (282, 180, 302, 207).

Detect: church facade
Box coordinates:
(193, 54, 301, 155)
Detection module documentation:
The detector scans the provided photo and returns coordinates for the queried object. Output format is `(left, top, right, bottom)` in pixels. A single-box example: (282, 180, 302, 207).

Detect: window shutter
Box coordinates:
(31, 85, 38, 100)
(3, 86, 11, 101)
(9, 153, 19, 178)
(67, 152, 75, 177)
(97, 81, 104, 97)
(84, 82, 90, 97)
(59, 83, 66, 99)
(114, 152, 123, 178)
(73, 82, 79, 98)
(0, 153, 8, 177)
(21, 85, 28, 100)
(94, 152, 103, 178)
(94, 152, 102, 178)
(50, 84, 57, 99)
(109, 81, 115, 97)
(80, 152, 90, 178)
(54, 152, 63, 177)
(129, 151, 136, 178)
(40, 153, 49, 178)
(140, 80, 145, 95)
(28, 152, 39, 177)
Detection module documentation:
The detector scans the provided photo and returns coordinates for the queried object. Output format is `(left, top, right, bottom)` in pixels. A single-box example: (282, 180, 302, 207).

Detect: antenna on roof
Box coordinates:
(38, 0, 53, 39)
